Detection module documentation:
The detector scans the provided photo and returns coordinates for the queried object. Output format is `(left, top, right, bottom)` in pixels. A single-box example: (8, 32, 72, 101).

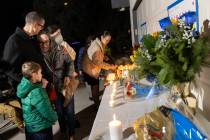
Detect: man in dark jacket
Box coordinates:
(1, 11, 52, 90)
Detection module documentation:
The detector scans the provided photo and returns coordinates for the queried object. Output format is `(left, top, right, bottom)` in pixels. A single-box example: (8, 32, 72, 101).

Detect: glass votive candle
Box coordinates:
(109, 100, 115, 107)
(112, 88, 117, 94)
(110, 94, 115, 100)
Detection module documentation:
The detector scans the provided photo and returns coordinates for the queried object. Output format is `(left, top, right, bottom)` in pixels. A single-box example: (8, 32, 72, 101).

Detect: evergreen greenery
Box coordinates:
(131, 20, 210, 87)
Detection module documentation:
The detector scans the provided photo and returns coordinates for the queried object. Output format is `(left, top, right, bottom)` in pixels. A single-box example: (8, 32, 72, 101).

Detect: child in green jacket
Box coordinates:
(17, 61, 57, 140)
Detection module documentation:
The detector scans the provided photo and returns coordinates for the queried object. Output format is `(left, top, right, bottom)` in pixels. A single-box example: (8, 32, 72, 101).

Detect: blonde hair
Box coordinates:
(22, 62, 41, 80)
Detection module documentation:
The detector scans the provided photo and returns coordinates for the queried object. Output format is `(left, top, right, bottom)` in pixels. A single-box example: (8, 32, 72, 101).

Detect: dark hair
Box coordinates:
(47, 25, 60, 34)
(95, 30, 111, 39)
(86, 35, 95, 46)
(37, 29, 50, 42)
(25, 11, 44, 24)
(22, 62, 41, 80)
(102, 30, 111, 37)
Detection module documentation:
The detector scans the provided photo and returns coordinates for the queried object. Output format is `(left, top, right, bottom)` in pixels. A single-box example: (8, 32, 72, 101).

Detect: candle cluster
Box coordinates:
(106, 73, 117, 81)
(109, 82, 117, 107)
(116, 64, 136, 79)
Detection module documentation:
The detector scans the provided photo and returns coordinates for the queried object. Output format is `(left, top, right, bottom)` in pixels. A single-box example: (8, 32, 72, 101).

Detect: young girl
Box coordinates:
(17, 61, 57, 140)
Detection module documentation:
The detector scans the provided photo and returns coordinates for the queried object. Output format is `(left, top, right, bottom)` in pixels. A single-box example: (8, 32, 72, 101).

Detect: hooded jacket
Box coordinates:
(17, 77, 57, 133)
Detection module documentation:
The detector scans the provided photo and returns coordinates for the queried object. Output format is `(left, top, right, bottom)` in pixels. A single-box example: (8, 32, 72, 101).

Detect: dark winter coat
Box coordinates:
(43, 43, 75, 92)
(2, 27, 52, 86)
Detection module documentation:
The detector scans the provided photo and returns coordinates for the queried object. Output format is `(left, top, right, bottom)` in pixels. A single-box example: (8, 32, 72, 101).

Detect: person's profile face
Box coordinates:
(37, 69, 42, 82)
(101, 35, 111, 46)
(34, 20, 45, 35)
(31, 69, 42, 83)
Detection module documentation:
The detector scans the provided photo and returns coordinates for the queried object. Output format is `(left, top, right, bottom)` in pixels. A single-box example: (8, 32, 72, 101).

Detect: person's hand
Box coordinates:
(72, 71, 78, 77)
(64, 76, 71, 85)
(104, 55, 110, 61)
(42, 78, 48, 88)
(109, 64, 117, 70)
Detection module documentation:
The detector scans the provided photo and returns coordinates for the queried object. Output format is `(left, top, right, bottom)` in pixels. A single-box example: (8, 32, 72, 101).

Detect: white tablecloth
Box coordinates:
(88, 81, 169, 140)
(88, 80, 210, 140)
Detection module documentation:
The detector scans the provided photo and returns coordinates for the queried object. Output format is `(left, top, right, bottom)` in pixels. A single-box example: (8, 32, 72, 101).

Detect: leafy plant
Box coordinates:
(131, 20, 210, 87)
(152, 20, 210, 86)
(130, 34, 160, 79)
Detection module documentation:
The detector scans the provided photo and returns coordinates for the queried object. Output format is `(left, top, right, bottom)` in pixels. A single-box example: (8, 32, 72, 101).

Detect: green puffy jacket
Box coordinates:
(17, 77, 58, 133)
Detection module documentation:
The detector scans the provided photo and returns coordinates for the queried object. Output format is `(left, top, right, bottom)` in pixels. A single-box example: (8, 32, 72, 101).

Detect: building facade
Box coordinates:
(129, 0, 210, 45)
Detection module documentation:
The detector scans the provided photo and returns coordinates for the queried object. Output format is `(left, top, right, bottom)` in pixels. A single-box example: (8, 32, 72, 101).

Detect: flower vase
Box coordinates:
(170, 82, 190, 98)
(170, 82, 197, 115)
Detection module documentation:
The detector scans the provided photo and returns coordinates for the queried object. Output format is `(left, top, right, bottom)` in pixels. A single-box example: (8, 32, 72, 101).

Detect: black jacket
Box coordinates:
(2, 27, 52, 87)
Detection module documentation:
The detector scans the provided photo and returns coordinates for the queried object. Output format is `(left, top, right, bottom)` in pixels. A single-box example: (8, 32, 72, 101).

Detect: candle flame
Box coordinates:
(106, 73, 116, 81)
(113, 114, 116, 120)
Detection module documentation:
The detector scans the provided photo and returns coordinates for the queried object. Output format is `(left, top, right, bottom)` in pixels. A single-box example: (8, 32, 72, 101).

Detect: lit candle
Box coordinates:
(112, 88, 117, 94)
(109, 99, 115, 107)
(113, 82, 117, 88)
(109, 114, 123, 140)
(110, 93, 115, 100)
(122, 70, 129, 79)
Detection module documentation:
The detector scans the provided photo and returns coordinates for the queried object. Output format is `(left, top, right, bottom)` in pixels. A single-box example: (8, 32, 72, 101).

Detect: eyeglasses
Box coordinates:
(37, 23, 45, 29)
(40, 40, 50, 45)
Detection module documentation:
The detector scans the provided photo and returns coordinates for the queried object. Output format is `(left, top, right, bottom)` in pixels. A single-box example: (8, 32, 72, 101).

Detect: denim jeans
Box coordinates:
(55, 93, 75, 136)
(26, 127, 53, 140)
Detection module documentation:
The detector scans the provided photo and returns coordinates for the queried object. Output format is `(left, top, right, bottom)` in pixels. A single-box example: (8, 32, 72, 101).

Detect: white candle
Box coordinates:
(112, 88, 117, 94)
(109, 99, 115, 107)
(112, 82, 117, 88)
(122, 70, 129, 78)
(110, 93, 115, 100)
(109, 114, 123, 140)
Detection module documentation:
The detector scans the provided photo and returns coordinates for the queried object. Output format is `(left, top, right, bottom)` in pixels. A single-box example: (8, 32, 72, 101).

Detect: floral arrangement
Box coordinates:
(131, 19, 210, 87)
(155, 20, 210, 86)
(130, 34, 159, 79)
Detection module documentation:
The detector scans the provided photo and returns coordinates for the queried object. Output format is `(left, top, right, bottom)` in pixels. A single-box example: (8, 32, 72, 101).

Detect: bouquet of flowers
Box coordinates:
(131, 19, 210, 87)
(154, 20, 210, 86)
(130, 34, 160, 79)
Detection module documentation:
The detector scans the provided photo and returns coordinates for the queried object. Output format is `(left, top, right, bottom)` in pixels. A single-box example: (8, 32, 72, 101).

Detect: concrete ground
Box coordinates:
(0, 83, 98, 140)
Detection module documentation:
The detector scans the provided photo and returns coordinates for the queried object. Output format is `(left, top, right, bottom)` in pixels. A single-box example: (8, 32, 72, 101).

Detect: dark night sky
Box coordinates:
(0, 0, 34, 57)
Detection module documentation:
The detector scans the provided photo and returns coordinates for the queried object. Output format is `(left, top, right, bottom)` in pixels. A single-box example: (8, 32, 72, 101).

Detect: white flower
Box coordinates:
(142, 49, 153, 61)
(182, 36, 187, 40)
(192, 38, 196, 43)
(190, 31, 193, 36)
